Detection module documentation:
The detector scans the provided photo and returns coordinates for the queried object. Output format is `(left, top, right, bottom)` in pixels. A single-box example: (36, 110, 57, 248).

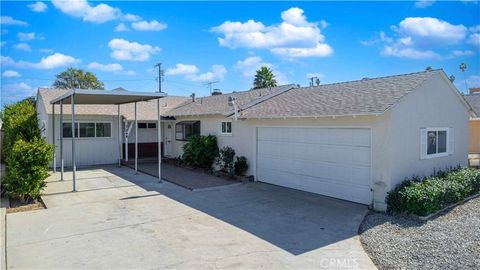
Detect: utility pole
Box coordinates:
(309, 76, 320, 87)
(155, 62, 164, 93)
(204, 81, 219, 94)
(459, 63, 468, 92)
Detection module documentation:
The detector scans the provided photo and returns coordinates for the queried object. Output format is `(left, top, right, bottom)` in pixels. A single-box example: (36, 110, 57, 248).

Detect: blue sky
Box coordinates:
(1, 1, 479, 106)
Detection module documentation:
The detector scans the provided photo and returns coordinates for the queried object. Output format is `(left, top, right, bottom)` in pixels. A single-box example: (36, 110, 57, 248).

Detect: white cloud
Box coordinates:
(52, 0, 120, 23)
(452, 50, 475, 57)
(40, 48, 54, 53)
(185, 65, 227, 82)
(414, 0, 435, 8)
(396, 17, 467, 45)
(381, 46, 440, 59)
(0, 16, 28, 26)
(87, 62, 123, 72)
(166, 64, 199, 76)
(108, 38, 161, 61)
(468, 33, 480, 46)
(235, 56, 272, 77)
(18, 32, 35, 41)
(1, 53, 80, 69)
(123, 13, 141, 22)
(306, 72, 325, 79)
(1, 82, 35, 105)
(212, 7, 333, 58)
(115, 23, 129, 32)
(131, 20, 167, 31)
(13, 43, 31, 52)
(2, 70, 21, 77)
(28, 1, 48, 12)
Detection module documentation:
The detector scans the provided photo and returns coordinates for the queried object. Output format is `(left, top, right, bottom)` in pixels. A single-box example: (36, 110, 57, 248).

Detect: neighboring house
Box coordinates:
(464, 88, 480, 154)
(36, 88, 188, 167)
(165, 70, 472, 210)
(36, 70, 473, 210)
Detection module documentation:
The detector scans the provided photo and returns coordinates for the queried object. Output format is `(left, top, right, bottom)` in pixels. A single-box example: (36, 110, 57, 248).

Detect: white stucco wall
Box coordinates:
(388, 73, 470, 191)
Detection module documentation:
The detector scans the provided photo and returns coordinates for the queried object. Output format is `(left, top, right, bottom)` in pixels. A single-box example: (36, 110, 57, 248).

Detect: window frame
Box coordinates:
(425, 127, 449, 159)
(219, 120, 233, 136)
(62, 120, 113, 139)
(175, 121, 200, 141)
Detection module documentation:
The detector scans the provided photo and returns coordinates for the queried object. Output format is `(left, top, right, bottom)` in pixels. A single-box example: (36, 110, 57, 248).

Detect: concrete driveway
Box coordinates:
(6, 166, 376, 269)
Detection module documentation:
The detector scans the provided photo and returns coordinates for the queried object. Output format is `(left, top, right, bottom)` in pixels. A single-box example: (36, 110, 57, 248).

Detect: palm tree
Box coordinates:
(253, 66, 277, 89)
(53, 68, 104, 90)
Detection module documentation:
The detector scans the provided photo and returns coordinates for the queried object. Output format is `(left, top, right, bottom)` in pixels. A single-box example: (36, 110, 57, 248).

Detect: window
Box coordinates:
(220, 121, 232, 135)
(175, 121, 200, 141)
(421, 128, 452, 159)
(138, 123, 147, 129)
(62, 122, 111, 138)
(147, 123, 156, 129)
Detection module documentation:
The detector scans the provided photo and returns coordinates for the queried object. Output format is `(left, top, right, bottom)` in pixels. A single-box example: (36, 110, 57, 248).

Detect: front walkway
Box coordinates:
(6, 166, 376, 269)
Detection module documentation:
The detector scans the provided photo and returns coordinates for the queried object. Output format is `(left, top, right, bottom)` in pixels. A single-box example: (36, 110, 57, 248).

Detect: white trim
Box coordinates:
(218, 120, 233, 136)
(50, 89, 166, 104)
(61, 120, 113, 139)
(423, 127, 450, 159)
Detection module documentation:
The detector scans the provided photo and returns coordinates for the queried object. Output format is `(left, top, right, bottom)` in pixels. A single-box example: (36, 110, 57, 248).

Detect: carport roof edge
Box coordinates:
(50, 89, 167, 105)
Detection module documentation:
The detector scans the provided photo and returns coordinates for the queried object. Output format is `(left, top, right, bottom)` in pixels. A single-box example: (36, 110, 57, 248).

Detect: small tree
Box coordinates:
(253, 66, 277, 89)
(181, 135, 219, 169)
(53, 68, 104, 89)
(216, 146, 235, 175)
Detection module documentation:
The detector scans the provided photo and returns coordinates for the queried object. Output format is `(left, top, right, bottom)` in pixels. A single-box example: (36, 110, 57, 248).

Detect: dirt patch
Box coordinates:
(6, 197, 46, 213)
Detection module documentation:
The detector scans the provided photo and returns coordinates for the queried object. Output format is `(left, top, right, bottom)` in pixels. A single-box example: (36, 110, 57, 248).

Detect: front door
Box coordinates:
(164, 122, 174, 157)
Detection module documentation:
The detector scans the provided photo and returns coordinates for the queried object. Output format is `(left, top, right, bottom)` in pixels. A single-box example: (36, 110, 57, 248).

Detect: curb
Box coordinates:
(0, 207, 6, 270)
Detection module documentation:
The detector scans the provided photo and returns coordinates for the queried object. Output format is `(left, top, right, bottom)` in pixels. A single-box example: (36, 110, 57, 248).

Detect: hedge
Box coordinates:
(181, 135, 219, 169)
(386, 168, 480, 216)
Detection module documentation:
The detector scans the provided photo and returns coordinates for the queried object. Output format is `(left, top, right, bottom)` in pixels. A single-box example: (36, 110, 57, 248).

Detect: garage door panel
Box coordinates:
(257, 140, 371, 166)
(257, 127, 371, 147)
(257, 127, 371, 205)
(257, 167, 371, 204)
(257, 155, 370, 186)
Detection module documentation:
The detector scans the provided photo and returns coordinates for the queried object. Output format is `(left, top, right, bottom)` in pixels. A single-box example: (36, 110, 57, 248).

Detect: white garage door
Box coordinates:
(256, 127, 372, 204)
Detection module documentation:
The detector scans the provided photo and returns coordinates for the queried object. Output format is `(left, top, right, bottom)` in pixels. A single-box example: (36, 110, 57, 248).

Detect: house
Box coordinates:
(36, 88, 188, 167)
(36, 69, 473, 210)
(165, 69, 472, 210)
(464, 88, 480, 154)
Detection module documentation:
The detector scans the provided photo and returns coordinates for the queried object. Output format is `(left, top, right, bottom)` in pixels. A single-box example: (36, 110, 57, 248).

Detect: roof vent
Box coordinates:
(212, 89, 222, 96)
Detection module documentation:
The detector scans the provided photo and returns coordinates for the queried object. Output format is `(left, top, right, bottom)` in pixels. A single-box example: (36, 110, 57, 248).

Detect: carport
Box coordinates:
(50, 89, 166, 191)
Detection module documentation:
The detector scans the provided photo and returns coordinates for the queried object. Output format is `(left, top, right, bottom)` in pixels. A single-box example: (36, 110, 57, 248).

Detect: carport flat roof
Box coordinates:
(50, 89, 166, 105)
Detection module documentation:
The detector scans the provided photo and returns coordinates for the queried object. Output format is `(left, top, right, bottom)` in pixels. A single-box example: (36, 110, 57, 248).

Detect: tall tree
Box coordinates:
(53, 68, 104, 90)
(253, 66, 277, 89)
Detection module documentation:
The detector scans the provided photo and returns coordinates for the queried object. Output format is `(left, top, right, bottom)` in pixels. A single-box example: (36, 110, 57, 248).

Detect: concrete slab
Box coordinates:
(6, 165, 376, 269)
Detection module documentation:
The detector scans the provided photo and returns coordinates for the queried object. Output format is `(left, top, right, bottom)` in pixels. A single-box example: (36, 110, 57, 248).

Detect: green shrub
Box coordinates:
(181, 135, 219, 169)
(216, 146, 235, 175)
(386, 168, 480, 216)
(4, 138, 54, 202)
(234, 156, 248, 176)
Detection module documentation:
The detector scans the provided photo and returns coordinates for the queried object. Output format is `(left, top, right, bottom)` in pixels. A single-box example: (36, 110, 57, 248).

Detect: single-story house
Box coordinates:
(464, 88, 480, 154)
(37, 69, 474, 210)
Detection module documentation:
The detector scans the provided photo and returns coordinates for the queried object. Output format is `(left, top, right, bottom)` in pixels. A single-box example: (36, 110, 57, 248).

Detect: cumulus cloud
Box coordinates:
(87, 61, 135, 75)
(414, 0, 435, 8)
(115, 23, 129, 32)
(185, 65, 227, 82)
(1, 16, 28, 26)
(395, 17, 467, 45)
(28, 1, 48, 12)
(13, 43, 31, 52)
(451, 50, 475, 57)
(1, 82, 35, 105)
(2, 70, 21, 77)
(131, 20, 167, 31)
(381, 47, 440, 59)
(17, 32, 35, 41)
(1, 53, 80, 69)
(108, 38, 161, 61)
(123, 13, 141, 22)
(234, 56, 288, 84)
(165, 64, 199, 76)
(211, 7, 333, 58)
(52, 0, 120, 23)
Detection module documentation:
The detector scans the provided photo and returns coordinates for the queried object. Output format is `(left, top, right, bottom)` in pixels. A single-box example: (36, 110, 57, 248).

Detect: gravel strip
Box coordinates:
(359, 197, 480, 270)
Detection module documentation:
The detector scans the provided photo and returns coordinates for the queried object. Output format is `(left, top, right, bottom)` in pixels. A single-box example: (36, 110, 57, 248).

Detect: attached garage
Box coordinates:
(256, 127, 372, 204)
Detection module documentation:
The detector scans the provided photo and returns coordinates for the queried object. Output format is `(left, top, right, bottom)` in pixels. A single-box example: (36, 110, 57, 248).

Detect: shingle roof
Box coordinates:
(238, 70, 442, 119)
(38, 88, 189, 121)
(164, 84, 297, 117)
(464, 94, 480, 117)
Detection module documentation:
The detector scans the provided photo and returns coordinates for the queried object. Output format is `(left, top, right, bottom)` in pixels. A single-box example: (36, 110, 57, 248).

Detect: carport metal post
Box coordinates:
(134, 102, 138, 174)
(60, 100, 64, 181)
(52, 104, 56, 173)
(118, 104, 121, 167)
(71, 94, 76, 192)
(157, 98, 162, 182)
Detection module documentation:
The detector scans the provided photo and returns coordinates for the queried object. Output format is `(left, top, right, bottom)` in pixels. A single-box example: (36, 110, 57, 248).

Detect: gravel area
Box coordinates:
(360, 197, 480, 270)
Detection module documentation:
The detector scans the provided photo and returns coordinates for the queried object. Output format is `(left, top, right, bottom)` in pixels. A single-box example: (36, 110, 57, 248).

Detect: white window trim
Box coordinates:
(138, 122, 157, 129)
(219, 120, 233, 136)
(62, 120, 113, 139)
(425, 127, 450, 159)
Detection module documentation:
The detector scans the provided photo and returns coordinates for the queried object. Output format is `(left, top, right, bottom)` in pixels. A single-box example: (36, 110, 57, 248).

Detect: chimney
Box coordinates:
(211, 89, 222, 96)
(190, 93, 196, 102)
(469, 88, 480, 95)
